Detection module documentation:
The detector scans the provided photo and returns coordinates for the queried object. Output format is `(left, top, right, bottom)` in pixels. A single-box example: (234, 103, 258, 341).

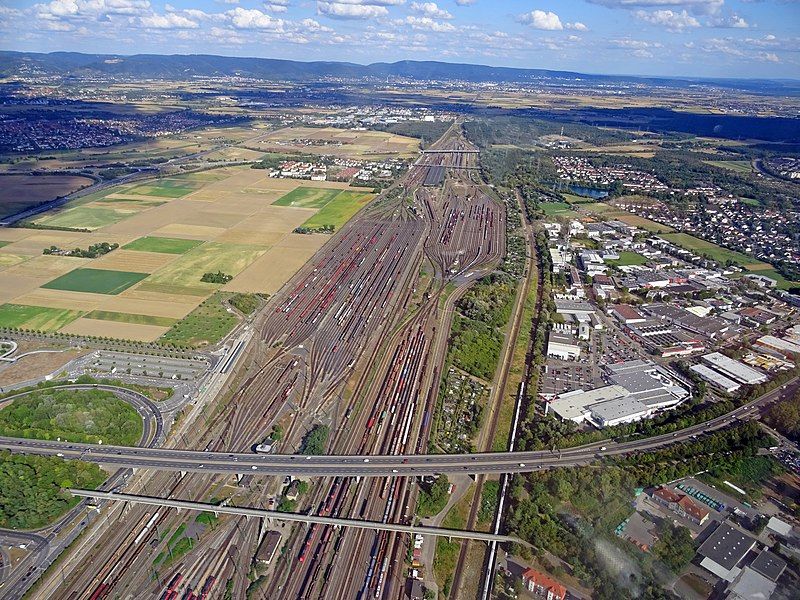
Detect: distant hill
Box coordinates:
(1, 51, 797, 94)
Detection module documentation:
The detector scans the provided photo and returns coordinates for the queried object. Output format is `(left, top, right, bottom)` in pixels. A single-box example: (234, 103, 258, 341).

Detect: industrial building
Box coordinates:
(701, 352, 768, 385)
(545, 360, 689, 427)
(690, 364, 741, 394)
(590, 397, 651, 427)
(611, 304, 647, 324)
(547, 332, 581, 360)
(697, 522, 757, 582)
(756, 335, 800, 359)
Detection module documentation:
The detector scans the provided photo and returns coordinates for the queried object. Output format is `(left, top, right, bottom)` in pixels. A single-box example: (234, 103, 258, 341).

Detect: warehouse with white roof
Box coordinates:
(701, 352, 768, 385)
(690, 364, 741, 394)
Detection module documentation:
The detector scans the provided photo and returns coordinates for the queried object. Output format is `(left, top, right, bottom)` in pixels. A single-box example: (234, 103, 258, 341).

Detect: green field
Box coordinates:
(42, 268, 149, 295)
(661, 233, 762, 267)
(704, 160, 752, 174)
(33, 206, 130, 230)
(0, 304, 83, 331)
(140, 242, 264, 296)
(84, 310, 177, 327)
(300, 191, 373, 230)
(0, 241, 10, 249)
(607, 251, 649, 266)
(273, 187, 342, 209)
(122, 236, 203, 255)
(540, 201, 574, 215)
(582, 202, 674, 233)
(0, 387, 143, 445)
(159, 292, 239, 347)
(126, 178, 198, 198)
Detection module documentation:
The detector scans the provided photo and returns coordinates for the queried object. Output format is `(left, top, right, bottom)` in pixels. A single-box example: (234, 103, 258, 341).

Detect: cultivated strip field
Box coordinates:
(0, 174, 94, 220)
(0, 167, 375, 342)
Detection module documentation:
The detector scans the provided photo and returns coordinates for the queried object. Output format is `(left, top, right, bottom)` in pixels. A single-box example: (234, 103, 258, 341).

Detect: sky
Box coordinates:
(1, 0, 799, 79)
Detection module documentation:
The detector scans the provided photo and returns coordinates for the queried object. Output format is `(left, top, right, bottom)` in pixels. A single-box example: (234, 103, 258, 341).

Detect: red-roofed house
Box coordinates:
(521, 568, 567, 600)
(652, 486, 710, 525)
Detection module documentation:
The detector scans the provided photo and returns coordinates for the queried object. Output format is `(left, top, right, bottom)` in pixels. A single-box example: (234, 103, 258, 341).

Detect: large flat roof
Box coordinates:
(702, 352, 768, 385)
(690, 364, 741, 392)
(590, 397, 649, 423)
(548, 385, 628, 421)
(698, 522, 756, 572)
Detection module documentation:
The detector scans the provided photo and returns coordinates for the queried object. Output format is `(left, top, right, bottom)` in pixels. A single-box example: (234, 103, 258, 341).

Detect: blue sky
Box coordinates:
(1, 0, 798, 78)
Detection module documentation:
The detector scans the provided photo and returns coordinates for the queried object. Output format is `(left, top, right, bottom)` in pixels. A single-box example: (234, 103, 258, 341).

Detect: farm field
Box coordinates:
(300, 191, 373, 230)
(540, 201, 576, 216)
(273, 187, 341, 209)
(660, 233, 764, 267)
(122, 236, 203, 254)
(0, 174, 94, 220)
(251, 126, 419, 159)
(159, 292, 238, 347)
(42, 268, 149, 295)
(33, 206, 129, 230)
(581, 202, 675, 233)
(0, 167, 378, 342)
(0, 304, 83, 331)
(704, 160, 752, 174)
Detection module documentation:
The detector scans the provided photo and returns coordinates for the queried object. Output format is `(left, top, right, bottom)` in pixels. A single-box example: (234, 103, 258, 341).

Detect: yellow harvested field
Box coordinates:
(1, 232, 90, 256)
(274, 233, 330, 251)
(0, 254, 28, 270)
(0, 275, 44, 303)
(115, 288, 202, 311)
(3, 255, 88, 279)
(60, 317, 170, 342)
(225, 238, 325, 294)
(0, 228, 38, 242)
(91, 249, 177, 273)
(222, 207, 316, 236)
(98, 294, 197, 319)
(10, 288, 109, 312)
(3, 166, 379, 340)
(253, 126, 419, 158)
(152, 224, 227, 239)
(216, 230, 285, 247)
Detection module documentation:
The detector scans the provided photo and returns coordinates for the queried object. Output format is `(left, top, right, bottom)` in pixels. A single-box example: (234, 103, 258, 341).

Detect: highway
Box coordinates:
(0, 378, 792, 477)
(68, 490, 520, 543)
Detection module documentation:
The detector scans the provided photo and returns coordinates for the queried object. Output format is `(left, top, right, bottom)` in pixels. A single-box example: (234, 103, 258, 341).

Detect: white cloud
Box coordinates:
(140, 12, 199, 28)
(634, 9, 700, 30)
(566, 21, 588, 31)
(264, 2, 288, 12)
(518, 9, 563, 30)
(402, 15, 455, 31)
(454, 0, 475, 5)
(410, 2, 451, 19)
(317, 2, 389, 19)
(226, 6, 285, 29)
(587, 0, 724, 15)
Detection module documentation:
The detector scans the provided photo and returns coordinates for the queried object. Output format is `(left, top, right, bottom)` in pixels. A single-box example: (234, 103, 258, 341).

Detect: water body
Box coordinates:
(568, 185, 608, 199)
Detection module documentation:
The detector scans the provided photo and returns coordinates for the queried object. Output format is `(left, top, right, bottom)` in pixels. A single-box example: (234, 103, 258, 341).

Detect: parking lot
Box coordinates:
(540, 359, 601, 395)
(84, 351, 208, 381)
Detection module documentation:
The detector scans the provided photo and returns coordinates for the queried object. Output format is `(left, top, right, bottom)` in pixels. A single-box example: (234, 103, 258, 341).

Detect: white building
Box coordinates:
(701, 352, 768, 385)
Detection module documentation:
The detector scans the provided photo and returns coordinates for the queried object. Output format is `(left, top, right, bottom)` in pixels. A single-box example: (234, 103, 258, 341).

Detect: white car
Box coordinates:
(251, 465, 258, 470)
(363, 458, 370, 463)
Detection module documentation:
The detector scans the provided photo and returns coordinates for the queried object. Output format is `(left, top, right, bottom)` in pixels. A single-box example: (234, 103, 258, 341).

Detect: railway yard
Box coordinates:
(3, 124, 515, 600)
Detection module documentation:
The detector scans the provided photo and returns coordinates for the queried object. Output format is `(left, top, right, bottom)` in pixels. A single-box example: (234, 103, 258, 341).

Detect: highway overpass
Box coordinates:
(69, 490, 519, 543)
(0, 379, 791, 478)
